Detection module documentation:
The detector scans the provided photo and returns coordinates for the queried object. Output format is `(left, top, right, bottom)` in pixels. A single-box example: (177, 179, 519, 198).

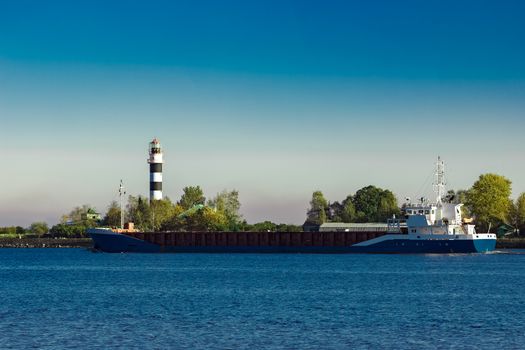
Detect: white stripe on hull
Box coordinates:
(354, 233, 497, 247)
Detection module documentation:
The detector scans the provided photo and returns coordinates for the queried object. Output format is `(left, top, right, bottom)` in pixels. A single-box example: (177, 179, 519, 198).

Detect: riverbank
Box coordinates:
(0, 237, 92, 248)
(496, 238, 525, 249)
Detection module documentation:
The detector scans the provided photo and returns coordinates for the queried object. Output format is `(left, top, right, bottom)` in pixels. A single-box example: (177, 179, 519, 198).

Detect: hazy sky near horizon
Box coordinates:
(1, 0, 524, 226)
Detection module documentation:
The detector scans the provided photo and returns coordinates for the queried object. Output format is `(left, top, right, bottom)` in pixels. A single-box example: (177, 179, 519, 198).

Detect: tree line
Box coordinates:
(305, 185, 400, 226)
(2, 172, 524, 238)
(305, 173, 525, 235)
(0, 222, 49, 237)
(44, 186, 301, 238)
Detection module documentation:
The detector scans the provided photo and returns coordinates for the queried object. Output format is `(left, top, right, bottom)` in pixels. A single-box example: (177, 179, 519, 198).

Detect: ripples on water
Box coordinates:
(1, 249, 524, 349)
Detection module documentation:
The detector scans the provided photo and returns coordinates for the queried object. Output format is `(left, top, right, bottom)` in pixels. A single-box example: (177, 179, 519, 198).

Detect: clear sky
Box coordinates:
(1, 0, 524, 226)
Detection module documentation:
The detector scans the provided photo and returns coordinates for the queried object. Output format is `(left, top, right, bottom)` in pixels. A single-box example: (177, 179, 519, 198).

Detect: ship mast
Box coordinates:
(432, 156, 446, 223)
(433, 156, 445, 204)
(119, 179, 126, 229)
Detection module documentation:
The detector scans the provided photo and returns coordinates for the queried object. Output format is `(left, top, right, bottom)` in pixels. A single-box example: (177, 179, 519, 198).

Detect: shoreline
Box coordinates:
(0, 237, 92, 248)
(1, 236, 525, 249)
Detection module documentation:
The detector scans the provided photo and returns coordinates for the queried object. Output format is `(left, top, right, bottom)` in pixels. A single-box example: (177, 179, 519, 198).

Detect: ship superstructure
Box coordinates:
(403, 157, 476, 236)
(355, 157, 496, 252)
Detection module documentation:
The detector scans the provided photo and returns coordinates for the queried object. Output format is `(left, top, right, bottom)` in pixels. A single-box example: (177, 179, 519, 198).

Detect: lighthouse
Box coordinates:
(148, 138, 163, 201)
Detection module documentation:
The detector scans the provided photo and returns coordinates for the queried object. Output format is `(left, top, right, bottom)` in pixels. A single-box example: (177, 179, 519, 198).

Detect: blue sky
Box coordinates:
(1, 0, 524, 226)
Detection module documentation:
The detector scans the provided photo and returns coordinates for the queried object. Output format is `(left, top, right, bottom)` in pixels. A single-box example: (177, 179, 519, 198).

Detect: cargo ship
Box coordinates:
(88, 157, 496, 254)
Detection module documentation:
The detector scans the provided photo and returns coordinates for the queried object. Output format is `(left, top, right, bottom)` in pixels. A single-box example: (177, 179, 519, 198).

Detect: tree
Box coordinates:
(29, 222, 49, 236)
(178, 186, 206, 210)
(161, 204, 187, 231)
(341, 195, 357, 222)
(200, 207, 228, 231)
(182, 206, 228, 231)
(353, 186, 399, 222)
(61, 204, 100, 227)
(328, 201, 344, 222)
(250, 221, 278, 232)
(49, 224, 87, 238)
(465, 173, 512, 232)
(103, 201, 121, 228)
(509, 193, 525, 235)
(150, 198, 176, 231)
(306, 191, 328, 225)
(126, 195, 152, 231)
(276, 223, 302, 232)
(208, 190, 242, 230)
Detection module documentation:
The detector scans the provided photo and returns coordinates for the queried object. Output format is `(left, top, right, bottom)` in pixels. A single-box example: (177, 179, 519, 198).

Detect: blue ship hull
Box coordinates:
(88, 230, 496, 254)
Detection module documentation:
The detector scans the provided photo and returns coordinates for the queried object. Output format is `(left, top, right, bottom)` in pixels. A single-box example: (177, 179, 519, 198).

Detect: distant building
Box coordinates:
(81, 209, 101, 221)
(319, 222, 389, 232)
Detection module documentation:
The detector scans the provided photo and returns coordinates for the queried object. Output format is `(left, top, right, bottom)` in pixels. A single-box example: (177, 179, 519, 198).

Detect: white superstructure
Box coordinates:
(402, 157, 477, 236)
(362, 157, 498, 251)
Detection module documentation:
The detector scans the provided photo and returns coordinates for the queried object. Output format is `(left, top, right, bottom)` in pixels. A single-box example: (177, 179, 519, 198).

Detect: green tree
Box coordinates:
(61, 204, 100, 227)
(353, 186, 399, 222)
(178, 186, 206, 210)
(251, 221, 278, 232)
(49, 224, 87, 238)
(103, 201, 121, 228)
(208, 189, 242, 230)
(182, 206, 228, 231)
(465, 173, 512, 232)
(306, 191, 328, 225)
(0, 226, 17, 235)
(160, 204, 186, 231)
(328, 201, 343, 222)
(126, 195, 152, 231)
(29, 222, 49, 236)
(276, 223, 302, 232)
(150, 198, 176, 231)
(341, 195, 357, 222)
(201, 207, 228, 231)
(509, 193, 525, 235)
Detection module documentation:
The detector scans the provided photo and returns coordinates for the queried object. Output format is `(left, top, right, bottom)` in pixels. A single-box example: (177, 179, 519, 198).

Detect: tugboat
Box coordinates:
(88, 157, 496, 254)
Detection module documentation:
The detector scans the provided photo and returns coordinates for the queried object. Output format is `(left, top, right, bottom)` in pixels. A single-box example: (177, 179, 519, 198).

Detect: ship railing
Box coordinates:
(387, 218, 402, 233)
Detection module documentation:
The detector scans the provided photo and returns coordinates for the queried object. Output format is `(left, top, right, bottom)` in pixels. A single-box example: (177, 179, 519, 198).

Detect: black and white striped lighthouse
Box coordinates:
(148, 138, 163, 201)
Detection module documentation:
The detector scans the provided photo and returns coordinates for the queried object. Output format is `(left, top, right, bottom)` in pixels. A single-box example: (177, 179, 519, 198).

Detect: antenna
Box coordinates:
(119, 179, 126, 229)
(433, 156, 445, 205)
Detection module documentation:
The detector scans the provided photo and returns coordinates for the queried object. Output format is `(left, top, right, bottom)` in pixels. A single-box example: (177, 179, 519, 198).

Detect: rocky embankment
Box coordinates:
(496, 238, 525, 249)
(0, 237, 92, 248)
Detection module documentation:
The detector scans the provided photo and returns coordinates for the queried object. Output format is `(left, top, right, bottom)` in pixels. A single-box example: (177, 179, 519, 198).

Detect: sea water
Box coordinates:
(0, 249, 524, 349)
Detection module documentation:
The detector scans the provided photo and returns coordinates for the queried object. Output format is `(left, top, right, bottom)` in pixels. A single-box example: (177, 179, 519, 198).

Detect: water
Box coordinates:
(1, 249, 524, 349)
